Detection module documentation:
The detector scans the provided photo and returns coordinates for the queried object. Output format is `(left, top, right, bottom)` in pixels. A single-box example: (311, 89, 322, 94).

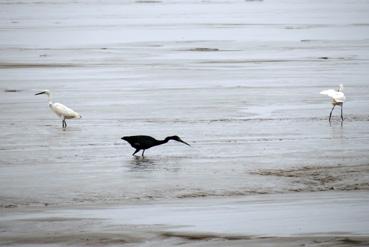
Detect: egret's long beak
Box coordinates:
(178, 139, 191, 146)
(35, 92, 45, 95)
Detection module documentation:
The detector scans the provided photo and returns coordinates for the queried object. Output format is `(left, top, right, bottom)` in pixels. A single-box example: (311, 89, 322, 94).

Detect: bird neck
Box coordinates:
(47, 93, 53, 105)
(157, 137, 171, 145)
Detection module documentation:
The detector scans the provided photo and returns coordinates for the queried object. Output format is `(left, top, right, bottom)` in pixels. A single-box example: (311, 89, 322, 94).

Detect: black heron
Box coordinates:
(121, 135, 190, 157)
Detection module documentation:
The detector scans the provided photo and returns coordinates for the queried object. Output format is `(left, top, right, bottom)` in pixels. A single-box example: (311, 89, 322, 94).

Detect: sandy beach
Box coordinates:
(1, 0, 369, 246)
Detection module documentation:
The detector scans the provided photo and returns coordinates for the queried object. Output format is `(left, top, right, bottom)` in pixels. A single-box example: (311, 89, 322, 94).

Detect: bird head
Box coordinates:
(35, 90, 51, 96)
(167, 136, 191, 146)
(338, 84, 344, 92)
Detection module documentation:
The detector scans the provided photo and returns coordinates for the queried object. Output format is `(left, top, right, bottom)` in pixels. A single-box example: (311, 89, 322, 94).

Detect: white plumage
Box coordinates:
(51, 103, 80, 119)
(320, 90, 346, 103)
(35, 90, 81, 128)
(320, 84, 345, 124)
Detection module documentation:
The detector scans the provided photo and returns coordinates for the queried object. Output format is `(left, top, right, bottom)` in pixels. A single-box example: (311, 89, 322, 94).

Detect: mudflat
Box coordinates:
(1, 0, 369, 246)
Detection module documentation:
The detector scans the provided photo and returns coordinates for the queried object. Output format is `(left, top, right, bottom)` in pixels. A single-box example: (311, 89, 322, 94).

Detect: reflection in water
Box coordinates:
(127, 156, 183, 174)
(330, 124, 344, 141)
(129, 156, 157, 171)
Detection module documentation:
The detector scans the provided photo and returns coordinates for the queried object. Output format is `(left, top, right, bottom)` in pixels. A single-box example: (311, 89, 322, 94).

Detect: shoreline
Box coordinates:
(2, 191, 369, 246)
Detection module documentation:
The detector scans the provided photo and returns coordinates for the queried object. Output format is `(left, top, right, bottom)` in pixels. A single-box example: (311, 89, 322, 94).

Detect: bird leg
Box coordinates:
(341, 105, 344, 126)
(329, 105, 335, 123)
(132, 149, 140, 156)
(142, 150, 145, 157)
(62, 119, 67, 129)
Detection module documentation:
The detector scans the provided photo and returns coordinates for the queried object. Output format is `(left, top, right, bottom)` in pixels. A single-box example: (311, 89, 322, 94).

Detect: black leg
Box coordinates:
(329, 105, 335, 123)
(132, 149, 140, 156)
(341, 105, 344, 122)
(142, 150, 145, 157)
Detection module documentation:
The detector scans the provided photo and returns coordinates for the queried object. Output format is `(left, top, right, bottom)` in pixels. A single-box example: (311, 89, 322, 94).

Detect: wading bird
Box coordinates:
(320, 84, 346, 124)
(35, 90, 81, 129)
(121, 135, 190, 157)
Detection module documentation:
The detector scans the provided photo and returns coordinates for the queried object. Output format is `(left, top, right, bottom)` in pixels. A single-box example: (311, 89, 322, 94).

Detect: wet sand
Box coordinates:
(2, 192, 369, 246)
(1, 0, 369, 246)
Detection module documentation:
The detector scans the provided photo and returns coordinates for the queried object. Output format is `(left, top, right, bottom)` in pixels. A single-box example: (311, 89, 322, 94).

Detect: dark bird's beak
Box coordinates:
(177, 138, 191, 146)
(35, 92, 45, 95)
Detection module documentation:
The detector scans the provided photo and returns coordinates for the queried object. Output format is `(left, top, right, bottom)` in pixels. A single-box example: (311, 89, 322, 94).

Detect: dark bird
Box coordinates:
(121, 135, 190, 157)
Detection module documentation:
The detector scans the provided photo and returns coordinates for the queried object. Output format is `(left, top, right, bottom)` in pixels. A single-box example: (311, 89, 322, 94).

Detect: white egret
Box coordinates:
(320, 84, 345, 124)
(35, 90, 81, 129)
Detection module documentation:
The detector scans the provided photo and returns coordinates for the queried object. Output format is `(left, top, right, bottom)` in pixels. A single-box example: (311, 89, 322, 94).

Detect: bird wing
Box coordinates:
(333, 92, 345, 102)
(51, 103, 81, 118)
(123, 135, 158, 149)
(320, 89, 346, 103)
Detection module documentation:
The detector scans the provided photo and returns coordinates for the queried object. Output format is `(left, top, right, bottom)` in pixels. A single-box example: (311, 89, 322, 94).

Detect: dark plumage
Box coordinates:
(121, 135, 190, 157)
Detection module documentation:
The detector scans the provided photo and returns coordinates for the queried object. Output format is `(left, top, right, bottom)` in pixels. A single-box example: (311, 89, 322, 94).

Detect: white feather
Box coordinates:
(320, 89, 346, 103)
(51, 103, 81, 119)
(35, 89, 82, 128)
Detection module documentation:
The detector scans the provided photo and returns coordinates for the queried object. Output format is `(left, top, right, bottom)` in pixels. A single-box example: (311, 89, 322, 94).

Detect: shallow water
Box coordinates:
(1, 0, 369, 207)
(0, 0, 369, 244)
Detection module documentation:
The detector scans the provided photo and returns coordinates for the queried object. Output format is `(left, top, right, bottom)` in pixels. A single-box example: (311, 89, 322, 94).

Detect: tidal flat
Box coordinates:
(1, 0, 369, 246)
